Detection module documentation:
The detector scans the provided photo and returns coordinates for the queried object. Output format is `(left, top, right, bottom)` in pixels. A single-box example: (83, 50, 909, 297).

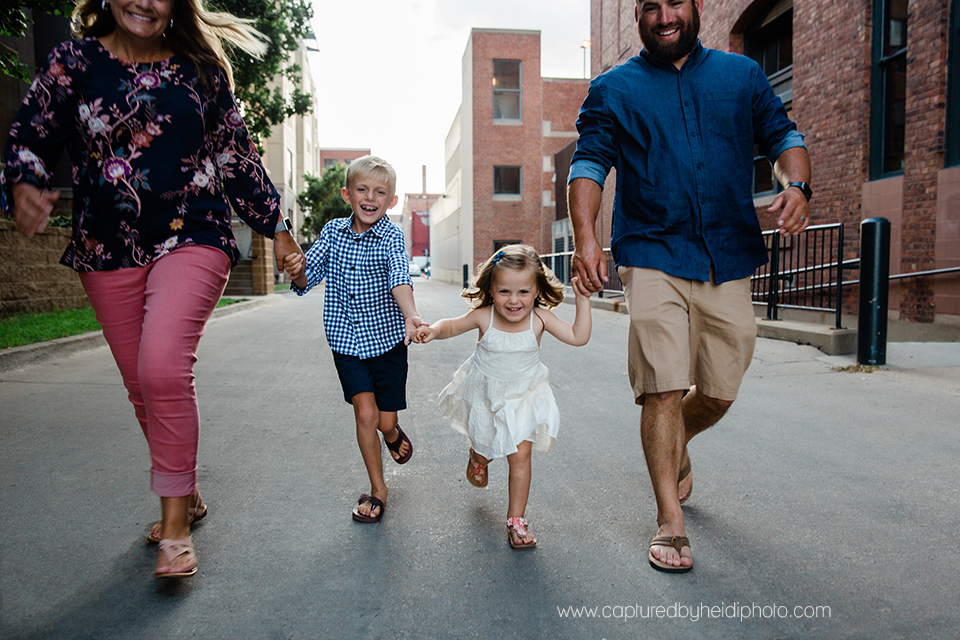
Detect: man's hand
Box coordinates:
(768, 186, 810, 236)
(12, 182, 58, 238)
(571, 237, 608, 294)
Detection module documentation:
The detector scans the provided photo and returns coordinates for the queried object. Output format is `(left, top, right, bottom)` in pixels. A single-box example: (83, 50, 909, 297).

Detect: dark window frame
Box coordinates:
(492, 59, 522, 121)
(947, 0, 960, 167)
(870, 0, 908, 179)
(493, 166, 522, 196)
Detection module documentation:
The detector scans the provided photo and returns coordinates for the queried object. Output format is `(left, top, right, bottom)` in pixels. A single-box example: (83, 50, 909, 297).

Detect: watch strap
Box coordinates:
(274, 217, 292, 234)
(787, 181, 812, 201)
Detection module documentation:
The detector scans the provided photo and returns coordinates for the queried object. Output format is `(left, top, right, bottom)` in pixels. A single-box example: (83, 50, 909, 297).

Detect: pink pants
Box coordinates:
(79, 245, 231, 498)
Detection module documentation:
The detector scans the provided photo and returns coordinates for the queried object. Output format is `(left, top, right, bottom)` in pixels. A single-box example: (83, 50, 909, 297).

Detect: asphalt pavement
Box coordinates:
(1, 278, 958, 640)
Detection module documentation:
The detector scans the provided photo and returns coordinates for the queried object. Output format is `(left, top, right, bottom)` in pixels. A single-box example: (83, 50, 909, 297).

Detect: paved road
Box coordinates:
(1, 278, 959, 639)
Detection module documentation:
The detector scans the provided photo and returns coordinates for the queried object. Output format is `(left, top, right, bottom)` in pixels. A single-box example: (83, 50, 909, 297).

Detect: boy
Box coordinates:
(285, 156, 423, 523)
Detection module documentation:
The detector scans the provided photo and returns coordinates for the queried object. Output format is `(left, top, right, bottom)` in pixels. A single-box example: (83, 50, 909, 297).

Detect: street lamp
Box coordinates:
(581, 40, 591, 79)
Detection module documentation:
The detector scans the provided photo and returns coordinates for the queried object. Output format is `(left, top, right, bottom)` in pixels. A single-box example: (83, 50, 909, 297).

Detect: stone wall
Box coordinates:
(0, 219, 87, 318)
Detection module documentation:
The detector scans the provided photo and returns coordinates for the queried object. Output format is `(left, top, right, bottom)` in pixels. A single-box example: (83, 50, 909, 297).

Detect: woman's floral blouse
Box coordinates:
(1, 38, 281, 271)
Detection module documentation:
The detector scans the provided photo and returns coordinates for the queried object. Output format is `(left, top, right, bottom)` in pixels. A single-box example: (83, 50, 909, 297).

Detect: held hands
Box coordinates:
(570, 276, 593, 299)
(12, 182, 59, 238)
(273, 230, 305, 283)
(282, 252, 306, 286)
(571, 239, 608, 294)
(404, 316, 428, 345)
(416, 324, 439, 344)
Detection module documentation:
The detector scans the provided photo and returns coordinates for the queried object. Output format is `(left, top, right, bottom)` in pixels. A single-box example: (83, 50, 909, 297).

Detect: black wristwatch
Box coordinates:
(274, 217, 292, 234)
(787, 181, 812, 202)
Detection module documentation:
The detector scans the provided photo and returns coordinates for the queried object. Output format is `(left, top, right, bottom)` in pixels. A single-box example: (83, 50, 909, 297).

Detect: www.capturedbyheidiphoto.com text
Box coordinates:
(556, 602, 832, 622)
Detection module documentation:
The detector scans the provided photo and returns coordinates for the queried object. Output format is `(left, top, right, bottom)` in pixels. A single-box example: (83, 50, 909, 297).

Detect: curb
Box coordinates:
(0, 295, 283, 373)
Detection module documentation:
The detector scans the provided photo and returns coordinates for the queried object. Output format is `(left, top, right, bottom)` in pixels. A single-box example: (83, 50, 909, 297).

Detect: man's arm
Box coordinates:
(769, 146, 812, 236)
(568, 177, 608, 294)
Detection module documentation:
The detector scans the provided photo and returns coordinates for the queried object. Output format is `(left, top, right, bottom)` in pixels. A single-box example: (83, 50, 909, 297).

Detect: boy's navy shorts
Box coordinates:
(331, 340, 408, 411)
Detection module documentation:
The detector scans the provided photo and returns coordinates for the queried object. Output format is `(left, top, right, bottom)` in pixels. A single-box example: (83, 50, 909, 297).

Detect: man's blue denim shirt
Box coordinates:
(569, 41, 806, 284)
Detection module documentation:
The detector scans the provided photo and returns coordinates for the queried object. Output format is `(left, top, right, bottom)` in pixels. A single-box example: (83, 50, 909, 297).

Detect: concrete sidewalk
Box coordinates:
(1, 278, 958, 639)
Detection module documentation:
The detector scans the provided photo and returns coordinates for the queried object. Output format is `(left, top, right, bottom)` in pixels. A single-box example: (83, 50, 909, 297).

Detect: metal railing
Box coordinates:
(751, 222, 846, 329)
(545, 222, 959, 326)
(541, 249, 624, 298)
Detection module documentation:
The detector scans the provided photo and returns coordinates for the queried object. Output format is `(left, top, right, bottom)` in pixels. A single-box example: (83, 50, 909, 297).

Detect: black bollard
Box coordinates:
(857, 217, 890, 365)
(462, 264, 468, 290)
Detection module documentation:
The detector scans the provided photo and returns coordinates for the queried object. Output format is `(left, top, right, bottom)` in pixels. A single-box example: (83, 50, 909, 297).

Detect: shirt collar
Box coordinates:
(341, 213, 392, 239)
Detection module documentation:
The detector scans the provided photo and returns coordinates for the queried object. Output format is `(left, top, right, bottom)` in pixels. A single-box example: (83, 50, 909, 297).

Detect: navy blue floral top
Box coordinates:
(1, 37, 281, 271)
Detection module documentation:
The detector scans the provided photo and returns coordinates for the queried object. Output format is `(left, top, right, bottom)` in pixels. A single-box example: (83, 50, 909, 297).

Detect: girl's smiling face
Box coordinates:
(491, 267, 538, 328)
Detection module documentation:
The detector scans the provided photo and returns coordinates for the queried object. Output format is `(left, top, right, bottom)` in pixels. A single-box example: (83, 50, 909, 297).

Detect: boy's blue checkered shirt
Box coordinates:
(292, 215, 412, 359)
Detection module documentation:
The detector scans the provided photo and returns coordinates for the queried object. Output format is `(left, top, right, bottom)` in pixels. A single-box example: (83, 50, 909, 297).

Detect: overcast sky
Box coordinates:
(308, 0, 591, 198)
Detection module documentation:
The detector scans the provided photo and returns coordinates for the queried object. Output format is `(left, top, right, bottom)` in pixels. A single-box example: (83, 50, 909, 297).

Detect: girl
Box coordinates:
(418, 244, 591, 549)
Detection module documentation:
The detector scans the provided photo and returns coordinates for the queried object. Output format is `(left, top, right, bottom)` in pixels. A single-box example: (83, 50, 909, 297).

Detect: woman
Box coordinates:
(1, 0, 304, 578)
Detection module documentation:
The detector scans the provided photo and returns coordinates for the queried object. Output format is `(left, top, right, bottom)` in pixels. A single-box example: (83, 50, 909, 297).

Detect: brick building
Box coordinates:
(319, 148, 371, 175)
(431, 29, 589, 284)
(586, 0, 960, 327)
(401, 189, 440, 268)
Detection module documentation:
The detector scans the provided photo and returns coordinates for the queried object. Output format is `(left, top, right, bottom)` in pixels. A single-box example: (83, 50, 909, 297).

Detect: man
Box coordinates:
(568, 0, 811, 573)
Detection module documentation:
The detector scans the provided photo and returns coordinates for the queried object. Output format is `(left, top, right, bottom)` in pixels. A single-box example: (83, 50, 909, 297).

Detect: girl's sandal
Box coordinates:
(154, 538, 198, 578)
(506, 517, 537, 550)
(147, 490, 208, 543)
(466, 448, 489, 488)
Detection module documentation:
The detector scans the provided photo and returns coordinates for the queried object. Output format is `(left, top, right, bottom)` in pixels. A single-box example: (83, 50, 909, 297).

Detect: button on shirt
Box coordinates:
(292, 215, 412, 359)
(569, 42, 806, 284)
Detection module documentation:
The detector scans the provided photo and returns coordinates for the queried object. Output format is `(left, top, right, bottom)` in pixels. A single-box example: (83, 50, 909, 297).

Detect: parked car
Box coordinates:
(408, 262, 421, 277)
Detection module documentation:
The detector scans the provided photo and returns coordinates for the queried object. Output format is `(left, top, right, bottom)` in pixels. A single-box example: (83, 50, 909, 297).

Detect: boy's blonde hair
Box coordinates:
(463, 244, 564, 309)
(345, 155, 397, 194)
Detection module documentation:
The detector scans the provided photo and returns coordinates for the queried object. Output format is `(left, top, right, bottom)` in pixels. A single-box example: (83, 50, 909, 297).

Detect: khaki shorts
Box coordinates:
(619, 267, 757, 404)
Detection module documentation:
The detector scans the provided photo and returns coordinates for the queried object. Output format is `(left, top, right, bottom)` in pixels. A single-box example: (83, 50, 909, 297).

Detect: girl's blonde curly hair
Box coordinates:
(463, 244, 564, 309)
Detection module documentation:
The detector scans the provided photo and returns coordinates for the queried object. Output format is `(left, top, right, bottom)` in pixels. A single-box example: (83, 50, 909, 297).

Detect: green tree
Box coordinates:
(217, 0, 314, 145)
(0, 1, 74, 81)
(298, 164, 352, 242)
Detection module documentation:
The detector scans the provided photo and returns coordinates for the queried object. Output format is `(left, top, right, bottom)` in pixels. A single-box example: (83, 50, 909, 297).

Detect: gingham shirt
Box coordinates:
(292, 215, 412, 359)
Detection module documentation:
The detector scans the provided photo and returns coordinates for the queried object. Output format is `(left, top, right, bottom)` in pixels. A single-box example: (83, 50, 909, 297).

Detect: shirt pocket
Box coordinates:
(701, 91, 745, 141)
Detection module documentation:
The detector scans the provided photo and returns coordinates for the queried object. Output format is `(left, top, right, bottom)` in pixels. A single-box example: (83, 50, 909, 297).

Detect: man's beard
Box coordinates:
(640, 5, 700, 63)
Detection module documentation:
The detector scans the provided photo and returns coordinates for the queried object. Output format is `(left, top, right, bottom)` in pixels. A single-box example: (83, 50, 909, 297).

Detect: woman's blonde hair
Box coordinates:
(463, 244, 564, 309)
(72, 0, 268, 92)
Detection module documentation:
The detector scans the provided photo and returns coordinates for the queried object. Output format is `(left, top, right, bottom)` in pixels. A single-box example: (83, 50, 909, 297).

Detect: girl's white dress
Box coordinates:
(438, 306, 560, 460)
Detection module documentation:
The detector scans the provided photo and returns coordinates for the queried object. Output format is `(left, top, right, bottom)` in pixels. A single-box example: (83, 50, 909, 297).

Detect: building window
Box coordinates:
(745, 2, 793, 196)
(493, 60, 521, 120)
(870, 0, 907, 178)
(493, 166, 522, 196)
(947, 0, 960, 167)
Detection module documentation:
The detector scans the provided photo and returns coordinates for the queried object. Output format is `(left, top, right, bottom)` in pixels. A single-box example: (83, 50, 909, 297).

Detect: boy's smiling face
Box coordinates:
(342, 176, 399, 234)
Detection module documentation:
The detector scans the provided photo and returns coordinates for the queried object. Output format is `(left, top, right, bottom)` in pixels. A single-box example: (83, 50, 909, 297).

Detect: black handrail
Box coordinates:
(751, 223, 845, 329)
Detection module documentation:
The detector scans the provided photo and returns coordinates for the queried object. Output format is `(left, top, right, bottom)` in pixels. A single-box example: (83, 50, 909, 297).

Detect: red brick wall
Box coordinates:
(542, 78, 590, 250)
(900, 0, 949, 322)
(471, 31, 544, 268)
